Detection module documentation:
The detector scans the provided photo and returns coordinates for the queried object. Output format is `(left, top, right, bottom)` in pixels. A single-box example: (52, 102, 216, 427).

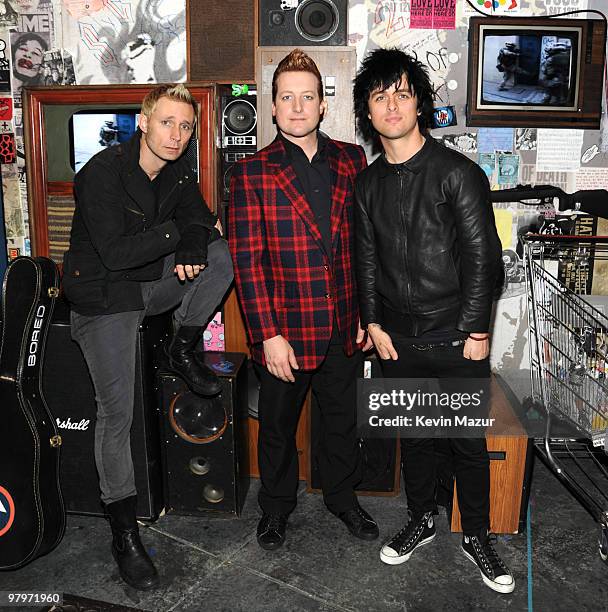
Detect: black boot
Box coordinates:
(167, 325, 221, 396)
(106, 496, 160, 591)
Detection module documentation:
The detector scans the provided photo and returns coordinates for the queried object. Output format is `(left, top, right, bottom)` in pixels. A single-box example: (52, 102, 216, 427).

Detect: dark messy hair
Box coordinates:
(353, 48, 435, 144)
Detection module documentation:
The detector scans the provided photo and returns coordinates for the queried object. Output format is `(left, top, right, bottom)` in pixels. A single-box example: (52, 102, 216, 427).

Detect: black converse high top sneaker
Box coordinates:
(380, 511, 436, 565)
(461, 533, 515, 594)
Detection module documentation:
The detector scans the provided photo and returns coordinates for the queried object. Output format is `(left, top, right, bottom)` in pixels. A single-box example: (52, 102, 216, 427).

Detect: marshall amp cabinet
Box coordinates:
(42, 303, 169, 521)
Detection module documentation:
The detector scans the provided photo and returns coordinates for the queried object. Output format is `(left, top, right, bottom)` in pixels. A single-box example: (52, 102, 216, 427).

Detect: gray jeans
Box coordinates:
(71, 239, 233, 504)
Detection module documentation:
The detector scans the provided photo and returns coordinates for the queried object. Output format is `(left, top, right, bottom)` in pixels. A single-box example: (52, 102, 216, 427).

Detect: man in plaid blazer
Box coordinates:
(229, 49, 378, 550)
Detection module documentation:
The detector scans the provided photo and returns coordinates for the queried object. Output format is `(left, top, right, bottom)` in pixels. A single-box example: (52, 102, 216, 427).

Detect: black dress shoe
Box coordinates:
(257, 513, 288, 550)
(335, 504, 379, 541)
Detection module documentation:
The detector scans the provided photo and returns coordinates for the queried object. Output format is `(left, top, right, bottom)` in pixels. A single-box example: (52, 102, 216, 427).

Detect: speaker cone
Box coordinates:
(189, 456, 211, 475)
(295, 0, 339, 43)
(203, 484, 225, 504)
(169, 391, 227, 444)
(223, 99, 257, 136)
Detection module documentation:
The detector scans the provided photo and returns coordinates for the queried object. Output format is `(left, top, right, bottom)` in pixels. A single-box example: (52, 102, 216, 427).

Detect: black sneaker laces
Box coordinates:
(473, 533, 509, 576)
(390, 512, 430, 551)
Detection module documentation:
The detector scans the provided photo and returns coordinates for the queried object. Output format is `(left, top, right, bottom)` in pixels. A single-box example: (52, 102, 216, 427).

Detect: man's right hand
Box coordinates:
(263, 335, 299, 382)
(368, 325, 399, 361)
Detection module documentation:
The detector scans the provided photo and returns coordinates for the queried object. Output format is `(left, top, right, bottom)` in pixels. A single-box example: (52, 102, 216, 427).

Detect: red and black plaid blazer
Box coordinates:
(228, 136, 367, 370)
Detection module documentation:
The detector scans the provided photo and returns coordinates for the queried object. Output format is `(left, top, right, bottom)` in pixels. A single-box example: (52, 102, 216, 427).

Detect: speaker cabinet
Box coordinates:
(158, 352, 249, 516)
(256, 46, 356, 149)
(308, 356, 399, 495)
(218, 85, 257, 206)
(42, 307, 169, 520)
(259, 0, 347, 47)
(188, 0, 255, 81)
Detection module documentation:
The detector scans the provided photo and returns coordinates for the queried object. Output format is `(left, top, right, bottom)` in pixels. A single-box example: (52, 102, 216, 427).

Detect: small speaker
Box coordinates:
(309, 355, 399, 494)
(43, 305, 169, 520)
(259, 0, 347, 47)
(158, 352, 249, 516)
(187, 0, 255, 81)
(218, 85, 257, 208)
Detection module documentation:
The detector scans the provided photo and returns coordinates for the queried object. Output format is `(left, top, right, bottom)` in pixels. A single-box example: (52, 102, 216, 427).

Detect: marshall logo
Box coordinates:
(56, 417, 91, 431)
(27, 305, 46, 367)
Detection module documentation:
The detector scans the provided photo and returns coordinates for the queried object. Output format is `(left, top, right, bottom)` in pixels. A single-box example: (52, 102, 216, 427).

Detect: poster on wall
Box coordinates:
(9, 3, 54, 108)
(60, 0, 187, 85)
(0, 32, 12, 92)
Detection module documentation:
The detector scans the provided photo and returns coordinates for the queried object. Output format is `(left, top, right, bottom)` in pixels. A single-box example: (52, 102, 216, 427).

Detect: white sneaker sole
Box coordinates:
(461, 546, 515, 594)
(380, 532, 436, 565)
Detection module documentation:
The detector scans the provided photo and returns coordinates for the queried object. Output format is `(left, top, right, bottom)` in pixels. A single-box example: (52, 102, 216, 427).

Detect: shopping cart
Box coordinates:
(524, 234, 608, 564)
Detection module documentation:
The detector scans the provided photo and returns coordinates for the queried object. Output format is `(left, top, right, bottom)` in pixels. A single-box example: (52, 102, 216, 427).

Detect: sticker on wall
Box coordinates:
(41, 49, 77, 86)
(0, 132, 16, 164)
(0, 33, 11, 92)
(431, 105, 457, 129)
(441, 132, 477, 154)
(515, 128, 537, 151)
(497, 152, 520, 185)
(0, 97, 12, 121)
(0, 485, 15, 537)
(478, 152, 496, 179)
(0, 1, 18, 28)
(410, 0, 455, 30)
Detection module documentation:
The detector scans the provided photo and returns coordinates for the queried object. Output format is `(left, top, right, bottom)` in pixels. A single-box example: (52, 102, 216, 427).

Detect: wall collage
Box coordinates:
(1, 0, 606, 396)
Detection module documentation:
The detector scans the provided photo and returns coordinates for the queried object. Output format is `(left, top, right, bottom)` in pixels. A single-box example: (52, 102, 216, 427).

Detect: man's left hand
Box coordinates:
(174, 263, 205, 281)
(463, 337, 490, 360)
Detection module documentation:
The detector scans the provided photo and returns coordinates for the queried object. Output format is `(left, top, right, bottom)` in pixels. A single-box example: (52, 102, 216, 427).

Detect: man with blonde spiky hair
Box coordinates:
(63, 83, 233, 590)
(229, 49, 378, 550)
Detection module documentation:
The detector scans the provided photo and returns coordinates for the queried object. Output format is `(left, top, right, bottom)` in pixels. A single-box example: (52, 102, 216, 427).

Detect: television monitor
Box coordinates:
(70, 111, 139, 172)
(466, 17, 606, 128)
(67, 109, 198, 176)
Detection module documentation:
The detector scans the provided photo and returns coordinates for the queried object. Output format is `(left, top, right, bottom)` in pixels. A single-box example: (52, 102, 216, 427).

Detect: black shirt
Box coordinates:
(280, 132, 332, 259)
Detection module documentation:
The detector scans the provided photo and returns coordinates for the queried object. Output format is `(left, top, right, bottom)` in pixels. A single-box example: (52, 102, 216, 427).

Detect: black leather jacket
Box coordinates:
(354, 136, 503, 336)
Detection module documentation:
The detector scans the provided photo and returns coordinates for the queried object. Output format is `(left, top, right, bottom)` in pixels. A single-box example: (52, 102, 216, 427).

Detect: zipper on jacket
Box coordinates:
(397, 168, 416, 334)
(157, 178, 182, 216)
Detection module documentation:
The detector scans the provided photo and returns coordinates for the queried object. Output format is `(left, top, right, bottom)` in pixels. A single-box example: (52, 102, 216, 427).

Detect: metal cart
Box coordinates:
(524, 234, 608, 564)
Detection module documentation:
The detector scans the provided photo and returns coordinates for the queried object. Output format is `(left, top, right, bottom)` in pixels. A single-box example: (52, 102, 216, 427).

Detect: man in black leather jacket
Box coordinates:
(353, 49, 513, 594)
(63, 84, 233, 590)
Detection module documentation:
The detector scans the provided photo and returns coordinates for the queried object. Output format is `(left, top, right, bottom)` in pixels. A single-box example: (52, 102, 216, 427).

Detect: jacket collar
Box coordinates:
(377, 134, 435, 177)
(265, 134, 348, 259)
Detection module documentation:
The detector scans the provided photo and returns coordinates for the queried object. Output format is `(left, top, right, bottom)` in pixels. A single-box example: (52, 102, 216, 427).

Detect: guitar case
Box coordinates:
(0, 256, 66, 570)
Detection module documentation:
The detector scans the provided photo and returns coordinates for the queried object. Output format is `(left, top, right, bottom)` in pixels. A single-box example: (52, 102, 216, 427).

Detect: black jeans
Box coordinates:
(255, 344, 363, 516)
(380, 335, 490, 536)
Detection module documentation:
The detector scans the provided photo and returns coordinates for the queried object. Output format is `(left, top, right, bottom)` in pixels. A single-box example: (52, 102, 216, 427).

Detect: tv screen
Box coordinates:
(479, 26, 579, 111)
(466, 17, 606, 128)
(70, 111, 139, 172)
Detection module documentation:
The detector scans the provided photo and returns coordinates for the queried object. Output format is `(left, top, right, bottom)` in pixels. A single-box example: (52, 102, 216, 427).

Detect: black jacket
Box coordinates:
(354, 136, 503, 336)
(63, 131, 216, 315)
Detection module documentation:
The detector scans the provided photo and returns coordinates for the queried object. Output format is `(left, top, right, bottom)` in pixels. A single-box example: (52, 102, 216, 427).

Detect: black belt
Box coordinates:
(411, 338, 466, 351)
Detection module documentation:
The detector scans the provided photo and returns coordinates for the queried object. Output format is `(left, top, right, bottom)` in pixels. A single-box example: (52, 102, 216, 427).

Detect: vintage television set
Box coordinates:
(23, 85, 215, 264)
(466, 16, 606, 128)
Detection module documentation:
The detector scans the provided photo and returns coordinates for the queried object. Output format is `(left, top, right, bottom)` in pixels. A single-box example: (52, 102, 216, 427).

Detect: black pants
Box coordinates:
(380, 336, 490, 536)
(71, 241, 233, 504)
(255, 344, 363, 515)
